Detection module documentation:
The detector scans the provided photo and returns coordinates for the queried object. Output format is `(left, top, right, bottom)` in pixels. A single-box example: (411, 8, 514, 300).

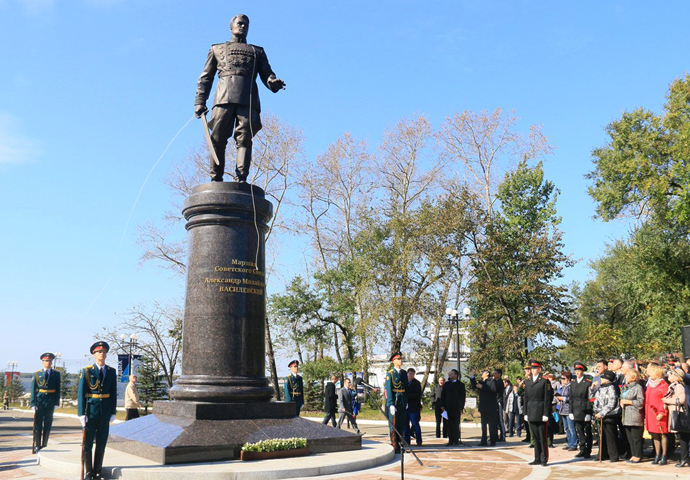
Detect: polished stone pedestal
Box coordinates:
(109, 401, 361, 464)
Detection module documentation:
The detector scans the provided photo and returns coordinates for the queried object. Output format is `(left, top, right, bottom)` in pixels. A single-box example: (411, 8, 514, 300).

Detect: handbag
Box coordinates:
(670, 401, 690, 433)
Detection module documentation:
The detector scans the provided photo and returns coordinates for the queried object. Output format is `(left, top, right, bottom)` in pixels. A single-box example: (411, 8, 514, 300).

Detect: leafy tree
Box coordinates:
(587, 73, 690, 227)
(137, 356, 167, 414)
(467, 161, 574, 369)
(8, 378, 25, 403)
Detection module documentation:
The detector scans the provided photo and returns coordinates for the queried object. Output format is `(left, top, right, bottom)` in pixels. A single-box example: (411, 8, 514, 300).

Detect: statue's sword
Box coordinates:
(200, 113, 220, 166)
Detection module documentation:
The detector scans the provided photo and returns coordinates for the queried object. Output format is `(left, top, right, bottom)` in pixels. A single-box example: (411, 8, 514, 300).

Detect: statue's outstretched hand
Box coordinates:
(268, 78, 286, 92)
(195, 104, 208, 118)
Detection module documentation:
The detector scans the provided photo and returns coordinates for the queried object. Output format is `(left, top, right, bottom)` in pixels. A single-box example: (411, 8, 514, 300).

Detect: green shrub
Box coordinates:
(241, 437, 308, 453)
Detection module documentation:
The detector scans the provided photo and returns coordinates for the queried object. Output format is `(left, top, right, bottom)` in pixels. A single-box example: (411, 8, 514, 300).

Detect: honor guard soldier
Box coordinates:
(78, 341, 117, 480)
(284, 360, 304, 416)
(523, 359, 553, 467)
(30, 352, 61, 452)
(384, 351, 408, 454)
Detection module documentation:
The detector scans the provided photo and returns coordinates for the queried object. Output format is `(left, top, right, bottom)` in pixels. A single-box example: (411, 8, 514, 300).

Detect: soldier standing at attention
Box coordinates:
(30, 352, 61, 452)
(194, 14, 286, 182)
(384, 351, 408, 454)
(284, 360, 304, 416)
(78, 341, 117, 480)
(523, 359, 553, 467)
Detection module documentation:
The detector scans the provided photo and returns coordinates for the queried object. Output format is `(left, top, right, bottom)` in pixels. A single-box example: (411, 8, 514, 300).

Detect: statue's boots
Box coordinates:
(236, 147, 251, 183)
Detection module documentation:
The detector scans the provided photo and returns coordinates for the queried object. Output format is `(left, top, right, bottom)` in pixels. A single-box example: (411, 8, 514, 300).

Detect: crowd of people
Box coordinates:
(318, 353, 690, 469)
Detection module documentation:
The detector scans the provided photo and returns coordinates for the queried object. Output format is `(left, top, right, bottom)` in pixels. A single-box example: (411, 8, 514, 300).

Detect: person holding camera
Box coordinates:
(471, 370, 498, 446)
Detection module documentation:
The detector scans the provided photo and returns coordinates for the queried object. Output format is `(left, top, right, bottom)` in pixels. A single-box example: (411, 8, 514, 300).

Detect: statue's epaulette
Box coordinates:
(212, 42, 224, 47)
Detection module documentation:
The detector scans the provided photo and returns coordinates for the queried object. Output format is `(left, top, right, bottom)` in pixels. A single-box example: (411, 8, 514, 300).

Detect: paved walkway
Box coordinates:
(3, 410, 690, 479)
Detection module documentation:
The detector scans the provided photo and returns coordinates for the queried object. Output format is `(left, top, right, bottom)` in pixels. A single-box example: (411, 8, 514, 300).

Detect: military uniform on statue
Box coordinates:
(30, 352, 61, 452)
(384, 351, 408, 454)
(194, 14, 285, 182)
(78, 341, 117, 480)
(523, 359, 553, 467)
(284, 360, 304, 416)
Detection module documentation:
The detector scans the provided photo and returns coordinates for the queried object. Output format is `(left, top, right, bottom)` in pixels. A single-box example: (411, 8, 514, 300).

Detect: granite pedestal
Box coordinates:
(109, 183, 361, 464)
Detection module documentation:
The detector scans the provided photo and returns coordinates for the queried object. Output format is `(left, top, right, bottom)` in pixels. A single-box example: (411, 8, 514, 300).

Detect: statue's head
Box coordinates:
(230, 14, 249, 38)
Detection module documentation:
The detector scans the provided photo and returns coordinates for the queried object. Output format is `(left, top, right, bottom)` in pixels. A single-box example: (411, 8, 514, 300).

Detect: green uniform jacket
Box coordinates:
(77, 364, 117, 419)
(284, 374, 304, 410)
(30, 370, 61, 409)
(384, 368, 408, 429)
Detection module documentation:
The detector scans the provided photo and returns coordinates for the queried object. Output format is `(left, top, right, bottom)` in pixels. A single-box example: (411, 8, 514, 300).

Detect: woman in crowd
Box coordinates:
(645, 363, 670, 465)
(663, 368, 690, 468)
(555, 371, 577, 451)
(593, 370, 621, 462)
(620, 369, 644, 463)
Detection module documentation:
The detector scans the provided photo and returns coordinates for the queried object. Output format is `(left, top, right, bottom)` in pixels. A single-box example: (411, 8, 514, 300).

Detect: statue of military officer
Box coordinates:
(78, 341, 117, 480)
(384, 351, 408, 454)
(284, 359, 304, 416)
(30, 352, 61, 452)
(194, 14, 286, 183)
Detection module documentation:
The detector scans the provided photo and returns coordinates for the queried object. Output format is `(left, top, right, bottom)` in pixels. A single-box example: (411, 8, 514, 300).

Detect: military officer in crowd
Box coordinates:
(78, 341, 117, 480)
(384, 351, 408, 454)
(284, 360, 304, 416)
(30, 352, 61, 452)
(569, 361, 593, 458)
(194, 14, 286, 182)
(523, 359, 553, 467)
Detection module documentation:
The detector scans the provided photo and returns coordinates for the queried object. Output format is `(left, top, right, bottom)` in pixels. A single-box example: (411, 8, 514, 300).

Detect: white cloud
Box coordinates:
(0, 113, 38, 164)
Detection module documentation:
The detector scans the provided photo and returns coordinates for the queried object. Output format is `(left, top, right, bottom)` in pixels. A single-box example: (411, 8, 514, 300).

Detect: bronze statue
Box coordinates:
(194, 15, 286, 182)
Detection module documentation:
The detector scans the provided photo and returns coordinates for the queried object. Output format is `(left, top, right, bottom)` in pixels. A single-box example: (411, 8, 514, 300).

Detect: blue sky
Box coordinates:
(1, 0, 688, 375)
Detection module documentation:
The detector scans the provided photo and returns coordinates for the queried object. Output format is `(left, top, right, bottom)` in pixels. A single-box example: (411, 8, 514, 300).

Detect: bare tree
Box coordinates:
(100, 302, 182, 388)
(436, 108, 552, 217)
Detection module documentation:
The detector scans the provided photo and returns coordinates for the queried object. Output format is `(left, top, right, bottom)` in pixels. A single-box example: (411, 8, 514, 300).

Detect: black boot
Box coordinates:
(235, 147, 251, 183)
(41, 429, 51, 449)
(83, 452, 94, 480)
(94, 449, 105, 479)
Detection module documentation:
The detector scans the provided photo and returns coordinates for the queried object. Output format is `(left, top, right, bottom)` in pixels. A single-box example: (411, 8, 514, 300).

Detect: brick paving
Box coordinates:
(3, 410, 690, 479)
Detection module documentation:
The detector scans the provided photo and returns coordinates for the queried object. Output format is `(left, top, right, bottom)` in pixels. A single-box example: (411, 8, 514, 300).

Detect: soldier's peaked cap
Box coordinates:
(288, 359, 299, 367)
(90, 341, 110, 354)
(389, 351, 403, 362)
(40, 352, 55, 361)
(573, 362, 586, 371)
(529, 359, 542, 368)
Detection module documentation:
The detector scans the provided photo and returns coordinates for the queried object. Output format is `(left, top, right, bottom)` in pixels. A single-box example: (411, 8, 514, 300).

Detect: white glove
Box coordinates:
(585, 414, 591, 422)
(524, 415, 529, 421)
(541, 416, 548, 422)
(390, 406, 396, 416)
(54, 405, 58, 410)
(79, 415, 87, 427)
(569, 413, 574, 420)
(109, 415, 116, 423)
(32, 406, 37, 412)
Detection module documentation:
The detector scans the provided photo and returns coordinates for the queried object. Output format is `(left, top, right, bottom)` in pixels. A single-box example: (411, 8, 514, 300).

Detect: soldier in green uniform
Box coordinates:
(78, 341, 117, 480)
(284, 360, 304, 416)
(30, 352, 61, 452)
(384, 351, 408, 454)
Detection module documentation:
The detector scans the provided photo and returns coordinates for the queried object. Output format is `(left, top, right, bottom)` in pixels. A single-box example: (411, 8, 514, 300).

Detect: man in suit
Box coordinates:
(431, 376, 447, 438)
(384, 351, 408, 454)
(569, 361, 593, 458)
(194, 14, 286, 182)
(78, 341, 117, 480)
(404, 368, 423, 446)
(284, 360, 304, 416)
(322, 375, 338, 427)
(441, 369, 466, 446)
(30, 352, 61, 452)
(336, 378, 361, 434)
(523, 359, 553, 467)
(471, 370, 498, 446)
